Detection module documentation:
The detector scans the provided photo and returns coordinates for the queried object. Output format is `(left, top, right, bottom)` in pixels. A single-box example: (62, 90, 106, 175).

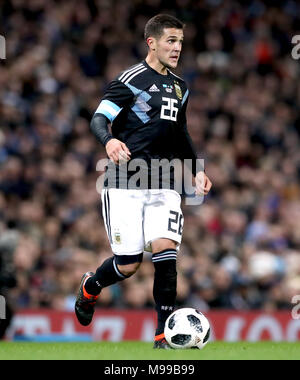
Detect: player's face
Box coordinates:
(155, 28, 184, 69)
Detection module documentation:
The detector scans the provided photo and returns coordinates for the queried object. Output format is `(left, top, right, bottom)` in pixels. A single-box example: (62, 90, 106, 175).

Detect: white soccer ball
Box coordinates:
(164, 308, 210, 349)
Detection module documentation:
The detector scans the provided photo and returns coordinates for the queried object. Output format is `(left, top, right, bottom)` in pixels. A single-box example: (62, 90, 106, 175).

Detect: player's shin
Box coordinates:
(84, 256, 130, 296)
(152, 249, 177, 336)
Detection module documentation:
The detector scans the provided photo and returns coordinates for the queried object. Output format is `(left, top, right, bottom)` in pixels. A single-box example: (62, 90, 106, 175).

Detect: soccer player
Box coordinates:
(75, 14, 212, 348)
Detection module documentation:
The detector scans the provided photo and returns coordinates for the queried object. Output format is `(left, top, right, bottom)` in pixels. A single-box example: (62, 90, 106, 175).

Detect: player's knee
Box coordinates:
(152, 238, 177, 253)
(117, 262, 141, 277)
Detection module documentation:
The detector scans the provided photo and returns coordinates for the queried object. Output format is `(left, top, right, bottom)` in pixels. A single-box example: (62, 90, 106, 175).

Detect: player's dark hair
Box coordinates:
(144, 14, 184, 40)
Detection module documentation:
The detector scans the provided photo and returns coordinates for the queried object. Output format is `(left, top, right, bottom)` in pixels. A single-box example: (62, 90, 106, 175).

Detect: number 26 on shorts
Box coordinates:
(168, 210, 183, 235)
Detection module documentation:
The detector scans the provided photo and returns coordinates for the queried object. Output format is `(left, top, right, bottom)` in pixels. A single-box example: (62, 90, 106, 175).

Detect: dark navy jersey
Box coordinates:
(95, 60, 199, 189)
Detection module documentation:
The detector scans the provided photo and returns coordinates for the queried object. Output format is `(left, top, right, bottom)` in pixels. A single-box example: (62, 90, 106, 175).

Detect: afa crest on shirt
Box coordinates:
(174, 81, 182, 100)
(114, 232, 122, 244)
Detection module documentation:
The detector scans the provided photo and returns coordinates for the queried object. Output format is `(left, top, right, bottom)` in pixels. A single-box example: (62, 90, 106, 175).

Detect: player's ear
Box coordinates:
(146, 37, 156, 51)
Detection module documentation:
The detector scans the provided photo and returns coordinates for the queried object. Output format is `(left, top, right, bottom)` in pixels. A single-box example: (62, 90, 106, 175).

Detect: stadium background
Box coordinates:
(0, 0, 300, 342)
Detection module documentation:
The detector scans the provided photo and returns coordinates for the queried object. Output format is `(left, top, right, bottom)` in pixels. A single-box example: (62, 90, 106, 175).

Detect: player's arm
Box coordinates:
(179, 121, 212, 196)
(91, 80, 133, 164)
(90, 114, 131, 164)
(177, 93, 212, 196)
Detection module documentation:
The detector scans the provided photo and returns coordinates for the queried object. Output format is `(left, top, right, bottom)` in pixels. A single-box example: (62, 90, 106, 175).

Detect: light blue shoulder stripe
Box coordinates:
(102, 99, 122, 112)
(95, 99, 122, 122)
(182, 89, 189, 105)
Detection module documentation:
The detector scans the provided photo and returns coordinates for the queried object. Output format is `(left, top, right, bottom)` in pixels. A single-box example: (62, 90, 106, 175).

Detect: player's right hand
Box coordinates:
(105, 138, 131, 165)
(195, 171, 212, 196)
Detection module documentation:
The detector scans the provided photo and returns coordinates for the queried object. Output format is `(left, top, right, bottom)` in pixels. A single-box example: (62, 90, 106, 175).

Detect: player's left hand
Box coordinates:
(195, 171, 212, 196)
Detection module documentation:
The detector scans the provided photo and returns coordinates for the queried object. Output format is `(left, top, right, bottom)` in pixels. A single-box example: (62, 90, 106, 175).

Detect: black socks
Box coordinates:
(84, 249, 178, 337)
(152, 249, 177, 335)
(84, 256, 129, 296)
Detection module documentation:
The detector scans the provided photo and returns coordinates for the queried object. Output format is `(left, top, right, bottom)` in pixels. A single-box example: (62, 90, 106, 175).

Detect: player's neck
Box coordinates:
(145, 55, 168, 76)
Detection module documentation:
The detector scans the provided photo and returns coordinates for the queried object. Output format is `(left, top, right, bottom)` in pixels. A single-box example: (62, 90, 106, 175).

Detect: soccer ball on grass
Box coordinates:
(164, 308, 210, 349)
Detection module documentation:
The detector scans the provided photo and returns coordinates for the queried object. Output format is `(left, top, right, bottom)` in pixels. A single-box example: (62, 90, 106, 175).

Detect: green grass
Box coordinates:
(0, 341, 299, 360)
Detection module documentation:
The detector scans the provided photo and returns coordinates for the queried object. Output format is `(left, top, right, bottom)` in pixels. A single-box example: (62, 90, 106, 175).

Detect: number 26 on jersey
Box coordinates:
(160, 97, 178, 121)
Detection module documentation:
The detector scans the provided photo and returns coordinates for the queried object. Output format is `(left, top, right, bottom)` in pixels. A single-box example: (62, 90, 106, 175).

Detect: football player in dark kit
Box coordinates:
(75, 14, 212, 348)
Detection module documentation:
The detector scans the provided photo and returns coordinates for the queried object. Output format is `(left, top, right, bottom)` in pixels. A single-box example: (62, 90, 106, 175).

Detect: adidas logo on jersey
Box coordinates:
(149, 84, 160, 92)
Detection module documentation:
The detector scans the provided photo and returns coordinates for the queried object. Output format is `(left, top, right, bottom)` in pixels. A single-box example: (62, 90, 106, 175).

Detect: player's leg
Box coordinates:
(75, 189, 145, 326)
(152, 238, 178, 349)
(75, 255, 143, 326)
(144, 190, 184, 348)
(84, 254, 143, 296)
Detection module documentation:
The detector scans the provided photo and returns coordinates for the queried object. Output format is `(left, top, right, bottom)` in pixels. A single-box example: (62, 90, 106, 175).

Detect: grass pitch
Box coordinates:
(0, 341, 299, 360)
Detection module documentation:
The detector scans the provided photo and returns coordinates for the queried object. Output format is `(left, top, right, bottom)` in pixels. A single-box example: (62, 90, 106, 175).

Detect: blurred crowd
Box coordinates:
(1, 0, 300, 317)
